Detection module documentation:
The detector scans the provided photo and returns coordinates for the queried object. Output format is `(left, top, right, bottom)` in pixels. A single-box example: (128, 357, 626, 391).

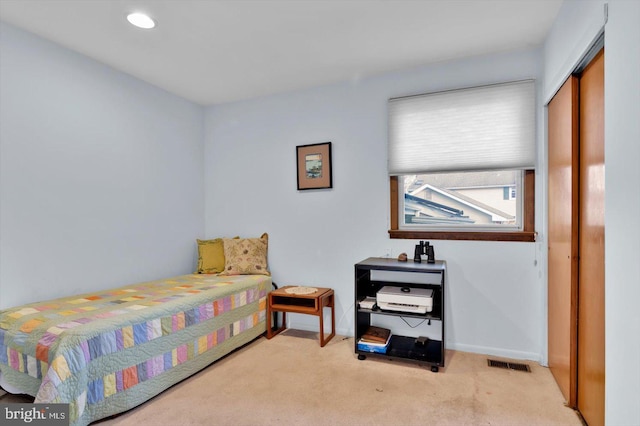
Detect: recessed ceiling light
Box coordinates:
(127, 12, 156, 29)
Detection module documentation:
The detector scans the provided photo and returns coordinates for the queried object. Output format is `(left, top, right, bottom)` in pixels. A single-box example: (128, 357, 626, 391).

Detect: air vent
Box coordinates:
(487, 359, 531, 372)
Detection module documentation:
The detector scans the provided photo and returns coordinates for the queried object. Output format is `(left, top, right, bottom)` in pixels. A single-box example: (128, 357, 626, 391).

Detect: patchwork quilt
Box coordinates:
(0, 274, 271, 426)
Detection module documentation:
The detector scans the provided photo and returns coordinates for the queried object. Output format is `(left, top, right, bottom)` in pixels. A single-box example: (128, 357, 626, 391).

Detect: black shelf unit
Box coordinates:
(354, 257, 446, 372)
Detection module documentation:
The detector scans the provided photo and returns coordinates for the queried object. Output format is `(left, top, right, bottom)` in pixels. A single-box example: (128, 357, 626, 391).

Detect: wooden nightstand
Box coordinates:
(266, 286, 335, 347)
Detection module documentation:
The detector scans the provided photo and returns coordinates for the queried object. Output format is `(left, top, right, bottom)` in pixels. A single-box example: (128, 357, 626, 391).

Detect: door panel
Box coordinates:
(578, 48, 605, 426)
(547, 76, 579, 408)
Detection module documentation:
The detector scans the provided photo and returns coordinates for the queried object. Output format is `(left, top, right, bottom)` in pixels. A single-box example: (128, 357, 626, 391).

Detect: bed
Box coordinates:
(0, 272, 272, 426)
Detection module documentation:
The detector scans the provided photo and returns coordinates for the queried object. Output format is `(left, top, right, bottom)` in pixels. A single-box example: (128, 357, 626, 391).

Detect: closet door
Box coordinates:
(547, 48, 605, 424)
(577, 48, 605, 426)
(547, 75, 579, 408)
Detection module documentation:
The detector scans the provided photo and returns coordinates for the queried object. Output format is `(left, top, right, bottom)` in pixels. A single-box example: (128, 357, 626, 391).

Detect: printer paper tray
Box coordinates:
(378, 302, 429, 314)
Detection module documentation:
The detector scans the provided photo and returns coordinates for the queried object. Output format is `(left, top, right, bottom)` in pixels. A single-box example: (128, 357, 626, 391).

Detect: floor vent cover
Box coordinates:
(487, 359, 531, 372)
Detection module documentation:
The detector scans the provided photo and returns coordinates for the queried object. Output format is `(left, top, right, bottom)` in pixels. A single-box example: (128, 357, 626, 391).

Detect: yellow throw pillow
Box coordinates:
(196, 238, 226, 274)
(220, 233, 270, 276)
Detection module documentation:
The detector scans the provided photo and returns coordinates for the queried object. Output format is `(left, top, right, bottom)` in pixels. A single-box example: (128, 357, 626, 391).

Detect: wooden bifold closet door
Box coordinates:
(547, 74, 579, 408)
(547, 48, 604, 426)
(576, 48, 605, 426)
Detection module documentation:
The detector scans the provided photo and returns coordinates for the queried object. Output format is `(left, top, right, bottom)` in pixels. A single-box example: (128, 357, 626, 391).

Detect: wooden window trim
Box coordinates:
(388, 170, 536, 242)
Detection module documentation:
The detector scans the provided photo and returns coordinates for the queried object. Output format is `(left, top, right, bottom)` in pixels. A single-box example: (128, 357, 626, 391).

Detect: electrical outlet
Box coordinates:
(384, 248, 392, 258)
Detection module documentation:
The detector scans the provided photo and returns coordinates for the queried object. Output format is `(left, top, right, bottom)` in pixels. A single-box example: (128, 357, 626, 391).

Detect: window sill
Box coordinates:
(388, 229, 537, 242)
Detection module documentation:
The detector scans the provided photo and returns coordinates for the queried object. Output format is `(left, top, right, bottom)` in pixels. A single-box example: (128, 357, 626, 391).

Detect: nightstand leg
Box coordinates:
(319, 293, 335, 347)
(267, 295, 287, 339)
(267, 311, 287, 339)
(319, 309, 325, 345)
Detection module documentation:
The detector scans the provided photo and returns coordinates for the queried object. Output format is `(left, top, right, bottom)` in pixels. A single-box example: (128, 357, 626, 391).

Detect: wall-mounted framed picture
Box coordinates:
(296, 142, 333, 190)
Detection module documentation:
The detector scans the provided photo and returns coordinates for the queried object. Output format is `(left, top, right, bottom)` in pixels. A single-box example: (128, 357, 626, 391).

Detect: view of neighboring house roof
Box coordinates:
(405, 193, 464, 216)
(407, 170, 517, 190)
(406, 183, 514, 225)
(424, 184, 515, 221)
(404, 193, 476, 225)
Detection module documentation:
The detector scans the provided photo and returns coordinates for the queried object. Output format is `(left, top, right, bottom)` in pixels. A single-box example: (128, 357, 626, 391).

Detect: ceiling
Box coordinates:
(0, 0, 562, 106)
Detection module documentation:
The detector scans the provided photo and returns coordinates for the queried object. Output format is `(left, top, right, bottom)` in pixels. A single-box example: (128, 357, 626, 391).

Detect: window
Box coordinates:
(402, 170, 521, 227)
(388, 80, 536, 242)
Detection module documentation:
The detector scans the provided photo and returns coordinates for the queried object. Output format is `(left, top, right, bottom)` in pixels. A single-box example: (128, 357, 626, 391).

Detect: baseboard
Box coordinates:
(448, 342, 541, 363)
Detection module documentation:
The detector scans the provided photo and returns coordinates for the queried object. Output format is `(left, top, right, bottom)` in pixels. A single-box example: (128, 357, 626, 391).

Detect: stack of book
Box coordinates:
(357, 326, 391, 353)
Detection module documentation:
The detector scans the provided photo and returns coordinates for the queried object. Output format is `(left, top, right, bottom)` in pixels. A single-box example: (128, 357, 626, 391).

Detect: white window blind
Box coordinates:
(388, 80, 536, 175)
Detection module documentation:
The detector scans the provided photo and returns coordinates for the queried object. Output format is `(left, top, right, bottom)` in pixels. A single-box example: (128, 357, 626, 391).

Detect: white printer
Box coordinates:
(376, 286, 433, 314)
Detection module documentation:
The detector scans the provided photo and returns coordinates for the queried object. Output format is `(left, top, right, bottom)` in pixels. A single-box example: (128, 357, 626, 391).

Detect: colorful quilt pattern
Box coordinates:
(0, 274, 271, 426)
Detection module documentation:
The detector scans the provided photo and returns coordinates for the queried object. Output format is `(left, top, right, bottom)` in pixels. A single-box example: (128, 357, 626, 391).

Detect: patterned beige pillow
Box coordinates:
(220, 233, 270, 276)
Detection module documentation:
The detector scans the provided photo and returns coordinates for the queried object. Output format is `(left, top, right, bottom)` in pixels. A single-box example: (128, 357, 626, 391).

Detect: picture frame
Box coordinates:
(296, 142, 333, 190)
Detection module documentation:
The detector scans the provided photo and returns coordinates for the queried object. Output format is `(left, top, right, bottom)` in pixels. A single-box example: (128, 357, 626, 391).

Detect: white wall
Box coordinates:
(543, 0, 607, 101)
(603, 1, 640, 423)
(544, 0, 640, 424)
(204, 49, 544, 361)
(0, 23, 205, 309)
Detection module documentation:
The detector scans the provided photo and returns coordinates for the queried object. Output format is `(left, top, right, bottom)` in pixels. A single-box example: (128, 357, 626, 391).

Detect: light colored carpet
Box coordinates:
(2, 329, 582, 425)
